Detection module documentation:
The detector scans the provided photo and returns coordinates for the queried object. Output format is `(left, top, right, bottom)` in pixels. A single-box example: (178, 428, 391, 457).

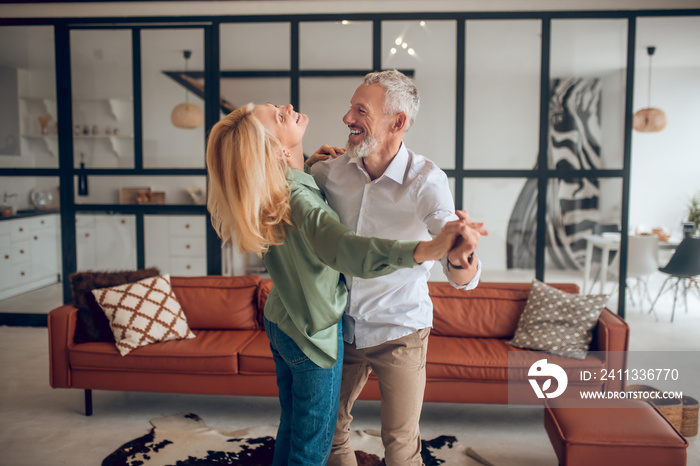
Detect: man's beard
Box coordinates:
(346, 133, 379, 159)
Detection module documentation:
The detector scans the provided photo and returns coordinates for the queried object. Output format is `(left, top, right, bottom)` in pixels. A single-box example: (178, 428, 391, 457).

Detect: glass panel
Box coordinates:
(220, 22, 290, 71)
(74, 175, 206, 205)
(464, 20, 541, 170)
(75, 213, 136, 271)
(464, 177, 537, 283)
(550, 19, 628, 170)
(220, 23, 291, 118)
(144, 214, 207, 276)
(141, 28, 205, 169)
(632, 17, 700, 242)
(0, 26, 58, 168)
(300, 21, 372, 70)
(220, 78, 291, 115)
(70, 29, 134, 168)
(383, 20, 456, 169)
(545, 177, 622, 293)
(0, 176, 60, 215)
(299, 77, 358, 157)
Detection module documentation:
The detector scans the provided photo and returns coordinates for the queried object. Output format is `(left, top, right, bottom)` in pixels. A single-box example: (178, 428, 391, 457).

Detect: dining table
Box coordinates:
(581, 233, 680, 295)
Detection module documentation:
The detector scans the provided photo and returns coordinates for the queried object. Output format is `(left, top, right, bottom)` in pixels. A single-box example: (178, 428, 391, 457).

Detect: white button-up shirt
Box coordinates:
(311, 143, 481, 348)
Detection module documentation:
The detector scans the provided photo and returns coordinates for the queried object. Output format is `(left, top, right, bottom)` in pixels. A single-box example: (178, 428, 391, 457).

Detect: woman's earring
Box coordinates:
(284, 150, 291, 158)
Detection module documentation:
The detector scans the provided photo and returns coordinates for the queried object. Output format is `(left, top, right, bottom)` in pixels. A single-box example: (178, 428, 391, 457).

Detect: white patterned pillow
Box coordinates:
(505, 279, 608, 360)
(92, 274, 195, 356)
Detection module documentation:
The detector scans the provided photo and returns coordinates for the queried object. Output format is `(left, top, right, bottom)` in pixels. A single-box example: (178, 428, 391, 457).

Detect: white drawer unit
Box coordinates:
(27, 214, 57, 231)
(9, 219, 32, 242)
(145, 214, 207, 276)
(0, 213, 61, 300)
(170, 236, 206, 257)
(169, 215, 206, 237)
(170, 257, 207, 276)
(75, 214, 136, 272)
(10, 240, 31, 265)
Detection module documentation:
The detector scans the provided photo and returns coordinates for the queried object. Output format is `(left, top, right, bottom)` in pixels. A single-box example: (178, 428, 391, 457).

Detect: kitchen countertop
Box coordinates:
(0, 209, 60, 221)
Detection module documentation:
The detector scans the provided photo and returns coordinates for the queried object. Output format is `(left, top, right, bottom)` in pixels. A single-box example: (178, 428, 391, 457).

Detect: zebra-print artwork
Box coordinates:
(508, 77, 611, 270)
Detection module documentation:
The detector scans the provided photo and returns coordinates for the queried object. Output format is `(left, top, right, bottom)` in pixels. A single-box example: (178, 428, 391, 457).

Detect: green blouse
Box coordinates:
(262, 168, 419, 369)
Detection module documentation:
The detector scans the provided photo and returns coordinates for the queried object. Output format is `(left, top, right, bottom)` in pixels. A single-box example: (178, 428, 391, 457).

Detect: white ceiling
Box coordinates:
(636, 16, 700, 68)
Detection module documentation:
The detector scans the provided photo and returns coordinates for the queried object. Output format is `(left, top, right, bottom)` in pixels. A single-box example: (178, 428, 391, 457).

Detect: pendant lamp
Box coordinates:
(633, 46, 666, 133)
(171, 50, 204, 129)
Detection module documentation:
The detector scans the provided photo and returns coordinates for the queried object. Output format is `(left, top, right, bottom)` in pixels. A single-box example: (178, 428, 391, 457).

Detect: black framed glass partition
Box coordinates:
(65, 24, 211, 302)
(2, 10, 699, 320)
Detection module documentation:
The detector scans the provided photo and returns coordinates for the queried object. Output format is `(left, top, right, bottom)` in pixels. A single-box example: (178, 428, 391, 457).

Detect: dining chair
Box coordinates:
(606, 235, 659, 308)
(648, 237, 700, 322)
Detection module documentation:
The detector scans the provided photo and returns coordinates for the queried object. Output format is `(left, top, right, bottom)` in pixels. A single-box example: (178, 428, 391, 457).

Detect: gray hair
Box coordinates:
(363, 70, 420, 131)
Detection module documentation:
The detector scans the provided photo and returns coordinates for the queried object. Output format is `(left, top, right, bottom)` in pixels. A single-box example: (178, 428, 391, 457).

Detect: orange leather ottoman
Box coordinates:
(544, 398, 688, 466)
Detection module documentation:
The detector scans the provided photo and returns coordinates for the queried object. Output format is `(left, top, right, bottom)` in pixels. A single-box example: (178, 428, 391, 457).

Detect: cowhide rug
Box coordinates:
(102, 413, 492, 466)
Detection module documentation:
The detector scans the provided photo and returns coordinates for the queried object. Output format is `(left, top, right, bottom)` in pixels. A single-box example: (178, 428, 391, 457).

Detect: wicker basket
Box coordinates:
(681, 395, 699, 437)
(653, 397, 683, 432)
(625, 385, 694, 435)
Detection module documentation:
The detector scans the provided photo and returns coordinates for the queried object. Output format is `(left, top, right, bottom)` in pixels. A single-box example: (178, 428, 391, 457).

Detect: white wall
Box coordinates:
(630, 16, 700, 238)
(629, 66, 700, 237)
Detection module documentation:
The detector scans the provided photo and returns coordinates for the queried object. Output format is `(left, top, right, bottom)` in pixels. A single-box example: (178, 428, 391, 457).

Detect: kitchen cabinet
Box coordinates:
(144, 215, 206, 276)
(75, 214, 136, 271)
(0, 213, 61, 300)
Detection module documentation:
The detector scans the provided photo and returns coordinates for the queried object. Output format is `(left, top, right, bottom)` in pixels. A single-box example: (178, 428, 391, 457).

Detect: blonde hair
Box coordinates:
(206, 103, 292, 254)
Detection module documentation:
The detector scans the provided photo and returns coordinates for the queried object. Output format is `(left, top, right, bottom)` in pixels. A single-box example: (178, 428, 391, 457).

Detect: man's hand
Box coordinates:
(413, 210, 487, 267)
(413, 215, 468, 264)
(305, 144, 345, 167)
(447, 210, 488, 268)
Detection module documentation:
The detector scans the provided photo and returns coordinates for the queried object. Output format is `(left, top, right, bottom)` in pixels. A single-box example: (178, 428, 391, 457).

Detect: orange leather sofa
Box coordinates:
(48, 275, 629, 415)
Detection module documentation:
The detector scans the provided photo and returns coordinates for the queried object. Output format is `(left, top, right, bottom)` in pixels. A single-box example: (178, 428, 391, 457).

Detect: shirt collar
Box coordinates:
(287, 167, 321, 193)
(347, 142, 409, 184)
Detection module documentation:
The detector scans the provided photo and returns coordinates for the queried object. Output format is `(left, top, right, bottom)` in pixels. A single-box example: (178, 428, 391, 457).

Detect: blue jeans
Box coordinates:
(264, 317, 343, 466)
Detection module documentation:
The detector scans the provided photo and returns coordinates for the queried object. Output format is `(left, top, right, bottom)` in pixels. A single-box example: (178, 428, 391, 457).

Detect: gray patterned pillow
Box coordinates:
(506, 279, 608, 360)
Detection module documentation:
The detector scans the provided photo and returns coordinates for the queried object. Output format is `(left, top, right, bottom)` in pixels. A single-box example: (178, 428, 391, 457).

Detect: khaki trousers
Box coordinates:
(327, 328, 430, 466)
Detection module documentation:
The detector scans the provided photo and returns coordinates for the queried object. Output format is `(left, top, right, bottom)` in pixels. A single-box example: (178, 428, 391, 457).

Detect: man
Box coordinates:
(310, 70, 486, 466)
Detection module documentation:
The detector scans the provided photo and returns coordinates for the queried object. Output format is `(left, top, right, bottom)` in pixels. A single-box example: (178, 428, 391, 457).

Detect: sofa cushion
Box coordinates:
(69, 330, 259, 374)
(426, 335, 606, 382)
(506, 280, 608, 360)
(70, 267, 161, 344)
(92, 274, 196, 356)
(430, 282, 580, 338)
(238, 331, 276, 374)
(170, 275, 261, 330)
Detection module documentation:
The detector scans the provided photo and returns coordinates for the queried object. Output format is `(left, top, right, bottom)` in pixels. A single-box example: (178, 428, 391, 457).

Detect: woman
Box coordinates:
(206, 103, 469, 465)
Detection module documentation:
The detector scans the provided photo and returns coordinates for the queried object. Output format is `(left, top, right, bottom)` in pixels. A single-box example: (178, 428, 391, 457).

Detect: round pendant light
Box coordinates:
(633, 46, 666, 133)
(171, 50, 204, 129)
(171, 102, 204, 129)
(632, 107, 667, 133)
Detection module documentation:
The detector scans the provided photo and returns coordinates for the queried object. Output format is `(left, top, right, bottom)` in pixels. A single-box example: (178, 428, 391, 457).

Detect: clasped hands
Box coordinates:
(413, 210, 488, 266)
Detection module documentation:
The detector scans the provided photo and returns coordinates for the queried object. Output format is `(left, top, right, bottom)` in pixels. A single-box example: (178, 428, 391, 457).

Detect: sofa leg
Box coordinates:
(84, 389, 93, 416)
